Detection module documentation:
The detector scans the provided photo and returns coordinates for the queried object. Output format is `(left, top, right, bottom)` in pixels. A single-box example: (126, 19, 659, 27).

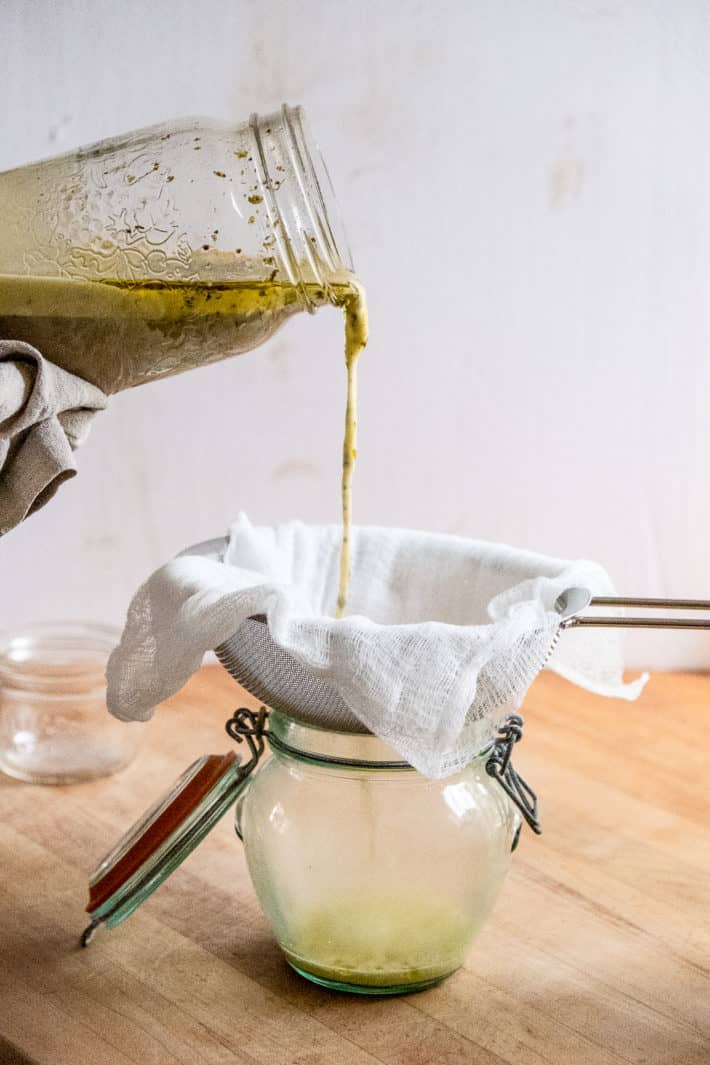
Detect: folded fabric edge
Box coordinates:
(0, 418, 79, 534)
(548, 660, 649, 701)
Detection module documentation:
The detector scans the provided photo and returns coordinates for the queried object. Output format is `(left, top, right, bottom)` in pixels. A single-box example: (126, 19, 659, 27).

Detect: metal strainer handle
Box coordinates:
(555, 587, 710, 630)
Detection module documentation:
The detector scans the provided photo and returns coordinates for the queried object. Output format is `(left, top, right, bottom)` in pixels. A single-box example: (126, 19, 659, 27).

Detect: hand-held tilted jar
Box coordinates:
(0, 106, 354, 393)
(0, 107, 365, 570)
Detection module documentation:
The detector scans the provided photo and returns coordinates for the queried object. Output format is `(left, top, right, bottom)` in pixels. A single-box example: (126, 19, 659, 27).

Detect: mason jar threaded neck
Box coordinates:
(0, 622, 120, 694)
(248, 105, 353, 310)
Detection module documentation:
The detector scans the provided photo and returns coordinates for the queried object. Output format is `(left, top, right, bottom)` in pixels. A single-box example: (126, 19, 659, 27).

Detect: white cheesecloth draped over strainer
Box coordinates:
(107, 514, 646, 778)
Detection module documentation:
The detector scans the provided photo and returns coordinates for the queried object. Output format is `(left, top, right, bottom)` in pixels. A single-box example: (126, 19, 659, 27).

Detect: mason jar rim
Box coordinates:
(0, 621, 120, 691)
(249, 104, 354, 308)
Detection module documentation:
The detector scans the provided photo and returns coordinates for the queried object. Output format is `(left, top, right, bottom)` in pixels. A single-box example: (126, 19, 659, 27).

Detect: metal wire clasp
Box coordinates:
(225, 706, 269, 777)
(485, 714, 541, 836)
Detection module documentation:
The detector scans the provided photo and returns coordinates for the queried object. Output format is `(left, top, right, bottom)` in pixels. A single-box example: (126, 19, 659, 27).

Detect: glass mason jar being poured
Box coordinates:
(0, 107, 367, 614)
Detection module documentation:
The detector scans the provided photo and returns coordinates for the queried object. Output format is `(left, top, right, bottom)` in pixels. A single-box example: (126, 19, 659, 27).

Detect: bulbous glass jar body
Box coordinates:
(0, 106, 352, 393)
(236, 712, 519, 995)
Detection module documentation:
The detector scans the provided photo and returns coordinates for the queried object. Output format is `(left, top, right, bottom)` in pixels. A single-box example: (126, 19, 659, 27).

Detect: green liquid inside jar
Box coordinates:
(280, 894, 474, 992)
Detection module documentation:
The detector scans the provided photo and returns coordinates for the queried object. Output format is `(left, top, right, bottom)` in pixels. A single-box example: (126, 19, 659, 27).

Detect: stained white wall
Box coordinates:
(2, 0, 710, 669)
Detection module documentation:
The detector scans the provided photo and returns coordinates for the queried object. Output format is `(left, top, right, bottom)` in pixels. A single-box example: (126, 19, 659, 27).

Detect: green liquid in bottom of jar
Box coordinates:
(280, 894, 473, 992)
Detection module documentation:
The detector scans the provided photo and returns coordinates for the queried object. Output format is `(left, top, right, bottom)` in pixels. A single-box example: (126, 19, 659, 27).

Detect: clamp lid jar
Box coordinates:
(233, 709, 522, 994)
(83, 706, 531, 997)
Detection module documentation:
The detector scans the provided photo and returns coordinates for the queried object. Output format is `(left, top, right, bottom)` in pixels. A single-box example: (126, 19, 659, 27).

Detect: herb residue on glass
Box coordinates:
(282, 893, 471, 989)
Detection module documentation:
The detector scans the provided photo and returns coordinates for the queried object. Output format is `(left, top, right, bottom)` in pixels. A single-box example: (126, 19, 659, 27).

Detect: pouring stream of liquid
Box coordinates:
(335, 279, 368, 618)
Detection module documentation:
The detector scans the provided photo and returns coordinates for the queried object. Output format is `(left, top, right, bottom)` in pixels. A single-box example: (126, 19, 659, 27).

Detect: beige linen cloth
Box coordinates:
(0, 340, 106, 535)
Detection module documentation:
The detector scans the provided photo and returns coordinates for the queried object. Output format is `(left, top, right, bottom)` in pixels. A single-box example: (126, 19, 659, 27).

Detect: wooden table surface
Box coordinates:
(1, 666, 709, 1065)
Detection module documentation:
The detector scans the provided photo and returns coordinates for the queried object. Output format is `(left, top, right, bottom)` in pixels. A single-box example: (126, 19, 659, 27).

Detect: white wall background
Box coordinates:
(2, 0, 710, 669)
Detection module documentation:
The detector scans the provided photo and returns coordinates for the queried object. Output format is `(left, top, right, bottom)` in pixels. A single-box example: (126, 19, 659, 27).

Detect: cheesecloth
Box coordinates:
(107, 514, 645, 778)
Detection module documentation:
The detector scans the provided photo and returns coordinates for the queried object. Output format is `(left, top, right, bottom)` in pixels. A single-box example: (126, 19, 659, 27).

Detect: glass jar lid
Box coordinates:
(82, 750, 248, 944)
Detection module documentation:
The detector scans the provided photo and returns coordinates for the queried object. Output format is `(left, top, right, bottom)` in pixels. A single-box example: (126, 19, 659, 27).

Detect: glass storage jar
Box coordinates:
(0, 106, 353, 393)
(0, 622, 144, 783)
(82, 709, 531, 995)
(235, 711, 521, 994)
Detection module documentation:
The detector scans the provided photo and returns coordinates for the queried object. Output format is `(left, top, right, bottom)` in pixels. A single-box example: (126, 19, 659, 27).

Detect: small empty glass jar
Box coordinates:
(0, 622, 144, 784)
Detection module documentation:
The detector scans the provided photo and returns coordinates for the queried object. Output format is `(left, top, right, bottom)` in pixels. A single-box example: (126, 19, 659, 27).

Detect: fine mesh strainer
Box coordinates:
(189, 539, 710, 735)
(188, 538, 367, 733)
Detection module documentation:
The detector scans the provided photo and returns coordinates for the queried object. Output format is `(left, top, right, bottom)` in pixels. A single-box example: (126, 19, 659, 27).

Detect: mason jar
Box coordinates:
(0, 622, 145, 784)
(235, 711, 521, 994)
(0, 106, 352, 393)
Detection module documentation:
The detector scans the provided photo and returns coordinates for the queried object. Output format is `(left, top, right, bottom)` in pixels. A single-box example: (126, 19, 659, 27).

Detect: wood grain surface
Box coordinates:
(1, 666, 708, 1065)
